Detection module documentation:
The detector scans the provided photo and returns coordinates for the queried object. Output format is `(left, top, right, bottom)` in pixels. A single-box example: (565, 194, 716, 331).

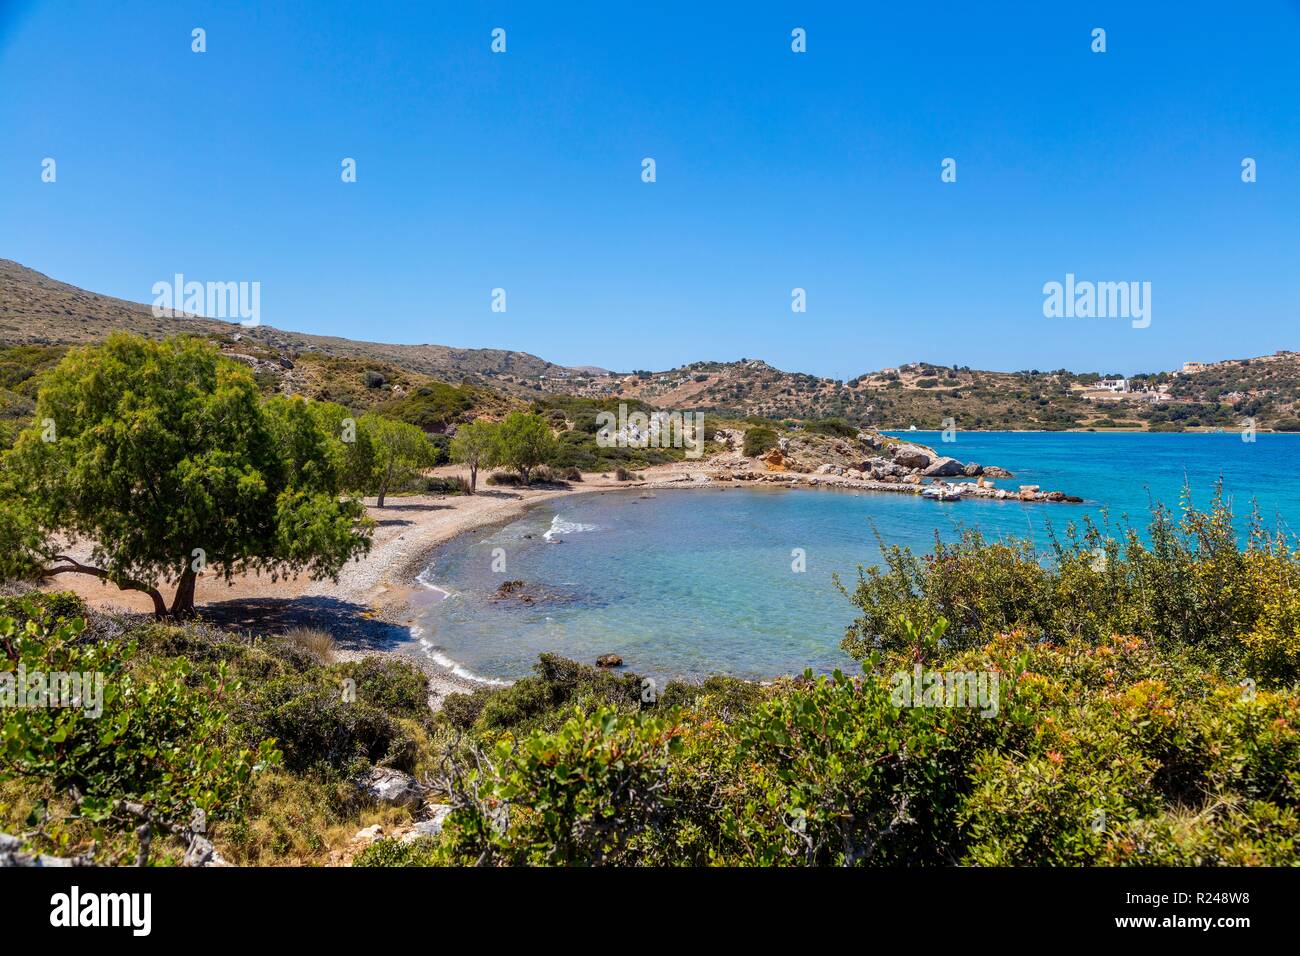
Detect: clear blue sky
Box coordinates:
(2, 1, 1297, 378)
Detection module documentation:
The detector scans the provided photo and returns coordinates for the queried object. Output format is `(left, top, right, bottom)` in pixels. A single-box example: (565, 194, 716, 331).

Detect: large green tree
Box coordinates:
(359, 412, 436, 506)
(0, 333, 372, 616)
(494, 411, 557, 485)
(449, 419, 498, 493)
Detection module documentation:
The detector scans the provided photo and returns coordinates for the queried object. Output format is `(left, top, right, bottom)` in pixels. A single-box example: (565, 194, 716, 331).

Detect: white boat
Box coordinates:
(921, 482, 966, 502)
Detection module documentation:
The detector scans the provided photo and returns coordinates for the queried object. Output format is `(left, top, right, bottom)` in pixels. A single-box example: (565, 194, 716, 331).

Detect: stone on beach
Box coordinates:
(891, 444, 933, 469)
(923, 456, 967, 477)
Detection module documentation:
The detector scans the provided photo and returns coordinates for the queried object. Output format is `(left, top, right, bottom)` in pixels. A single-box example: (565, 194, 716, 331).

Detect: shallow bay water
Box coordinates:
(413, 432, 1300, 684)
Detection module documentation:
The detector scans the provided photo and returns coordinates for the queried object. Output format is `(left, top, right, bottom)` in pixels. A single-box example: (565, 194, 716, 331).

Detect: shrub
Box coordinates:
(330, 657, 429, 718)
(413, 475, 470, 495)
(436, 706, 685, 865)
(353, 836, 442, 867)
(802, 417, 858, 439)
(282, 627, 336, 664)
(743, 426, 778, 457)
(1, 613, 281, 855)
(837, 493, 1300, 685)
(242, 677, 415, 774)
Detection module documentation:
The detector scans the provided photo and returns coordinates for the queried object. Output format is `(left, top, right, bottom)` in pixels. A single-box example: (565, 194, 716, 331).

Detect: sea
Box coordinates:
(409, 432, 1300, 685)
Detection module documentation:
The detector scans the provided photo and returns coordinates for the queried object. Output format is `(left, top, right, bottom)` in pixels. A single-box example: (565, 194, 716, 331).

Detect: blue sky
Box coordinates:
(1, 1, 1297, 378)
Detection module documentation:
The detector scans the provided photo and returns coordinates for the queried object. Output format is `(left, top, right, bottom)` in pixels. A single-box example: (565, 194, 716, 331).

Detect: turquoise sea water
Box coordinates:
(412, 433, 1300, 684)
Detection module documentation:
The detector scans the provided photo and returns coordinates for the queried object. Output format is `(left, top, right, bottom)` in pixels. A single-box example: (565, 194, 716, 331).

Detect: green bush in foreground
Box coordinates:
(420, 497, 1300, 866)
(0, 609, 280, 862)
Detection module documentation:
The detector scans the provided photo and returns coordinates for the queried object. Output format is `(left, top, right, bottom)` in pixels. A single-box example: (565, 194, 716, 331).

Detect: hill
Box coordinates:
(2, 259, 1296, 432)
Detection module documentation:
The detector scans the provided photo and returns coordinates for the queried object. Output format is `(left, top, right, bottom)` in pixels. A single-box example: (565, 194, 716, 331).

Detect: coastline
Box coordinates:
(38, 451, 1081, 700)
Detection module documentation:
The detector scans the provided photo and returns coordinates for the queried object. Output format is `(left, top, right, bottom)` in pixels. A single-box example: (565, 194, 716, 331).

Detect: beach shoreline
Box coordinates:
(37, 448, 1078, 698)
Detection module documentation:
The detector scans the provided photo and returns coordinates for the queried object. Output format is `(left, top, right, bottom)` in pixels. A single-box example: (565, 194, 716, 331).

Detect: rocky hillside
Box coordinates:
(3, 259, 1296, 431)
(0, 259, 575, 394)
(586, 357, 1300, 432)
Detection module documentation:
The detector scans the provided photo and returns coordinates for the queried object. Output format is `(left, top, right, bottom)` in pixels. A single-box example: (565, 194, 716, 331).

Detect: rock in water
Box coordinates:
(596, 653, 624, 667)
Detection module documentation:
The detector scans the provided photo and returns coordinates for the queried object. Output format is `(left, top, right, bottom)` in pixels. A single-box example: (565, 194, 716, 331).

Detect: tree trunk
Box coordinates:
(170, 566, 198, 617)
(469, 463, 478, 494)
(46, 556, 168, 618)
(378, 460, 393, 507)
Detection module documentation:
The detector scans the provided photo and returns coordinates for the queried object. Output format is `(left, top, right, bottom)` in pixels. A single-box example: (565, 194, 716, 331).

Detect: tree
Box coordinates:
(494, 411, 557, 484)
(449, 419, 498, 493)
(360, 412, 436, 506)
(307, 400, 377, 494)
(0, 334, 372, 617)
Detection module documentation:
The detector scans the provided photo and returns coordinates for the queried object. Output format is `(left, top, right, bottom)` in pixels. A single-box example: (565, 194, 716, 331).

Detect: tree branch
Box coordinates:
(45, 555, 169, 618)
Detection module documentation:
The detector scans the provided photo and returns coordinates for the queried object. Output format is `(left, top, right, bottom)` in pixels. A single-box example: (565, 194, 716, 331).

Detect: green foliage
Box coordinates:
(449, 419, 498, 492)
(306, 400, 377, 493)
(493, 411, 557, 484)
(440, 653, 642, 736)
(436, 706, 685, 865)
(352, 835, 441, 866)
(359, 411, 438, 506)
(0, 334, 372, 614)
(242, 675, 418, 774)
(837, 492, 1300, 685)
(374, 381, 476, 432)
(743, 425, 778, 457)
(1, 612, 280, 848)
(0, 589, 86, 630)
(800, 417, 858, 438)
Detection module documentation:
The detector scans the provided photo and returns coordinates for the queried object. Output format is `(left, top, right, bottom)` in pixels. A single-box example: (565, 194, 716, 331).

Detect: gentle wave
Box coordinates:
(415, 565, 455, 599)
(414, 635, 511, 686)
(410, 568, 508, 685)
(542, 514, 599, 542)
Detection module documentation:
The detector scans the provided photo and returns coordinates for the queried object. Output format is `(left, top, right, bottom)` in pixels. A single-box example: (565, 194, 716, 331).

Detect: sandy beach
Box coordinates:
(40, 464, 693, 701)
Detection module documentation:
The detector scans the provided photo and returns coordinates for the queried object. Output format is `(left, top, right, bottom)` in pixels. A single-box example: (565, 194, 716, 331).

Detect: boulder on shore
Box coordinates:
(923, 456, 966, 477)
(891, 444, 933, 469)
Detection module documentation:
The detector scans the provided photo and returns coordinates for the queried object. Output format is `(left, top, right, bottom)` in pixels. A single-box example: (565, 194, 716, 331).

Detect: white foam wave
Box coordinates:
(423, 648, 511, 686)
(415, 565, 455, 599)
(542, 514, 599, 542)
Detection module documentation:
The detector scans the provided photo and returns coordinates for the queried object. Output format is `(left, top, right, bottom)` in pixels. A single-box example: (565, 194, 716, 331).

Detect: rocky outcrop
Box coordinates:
(399, 805, 453, 844)
(923, 456, 966, 477)
(359, 767, 423, 808)
(891, 444, 933, 469)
